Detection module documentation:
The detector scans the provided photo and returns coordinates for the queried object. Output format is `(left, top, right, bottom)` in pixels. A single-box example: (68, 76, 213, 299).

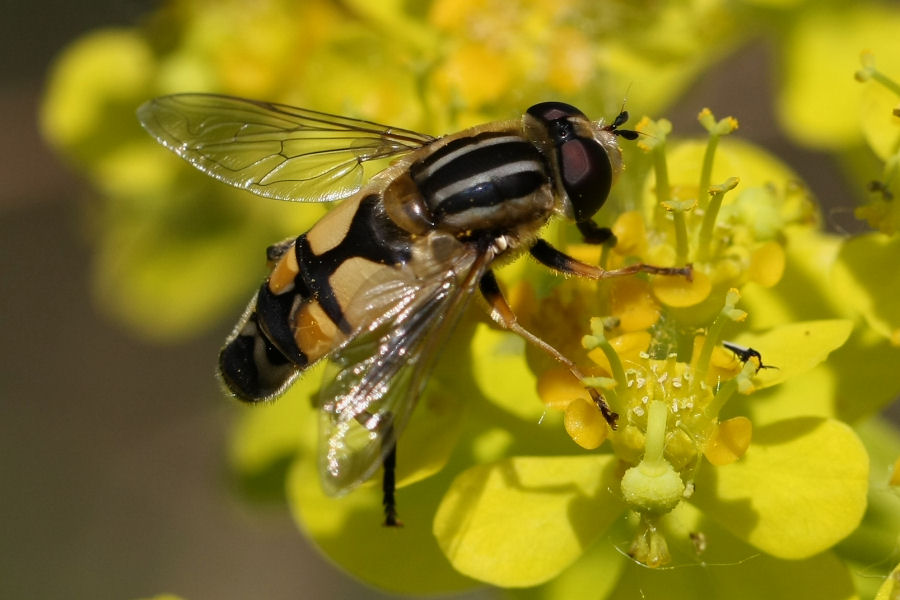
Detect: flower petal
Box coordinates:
(874, 562, 900, 600)
(859, 75, 900, 163)
(741, 227, 844, 330)
(41, 29, 153, 149)
(228, 368, 320, 501)
(833, 418, 900, 599)
(832, 233, 900, 344)
(433, 455, 625, 587)
(749, 328, 900, 424)
(471, 324, 551, 421)
(287, 456, 476, 594)
(692, 417, 868, 559)
(778, 5, 900, 149)
(521, 530, 628, 600)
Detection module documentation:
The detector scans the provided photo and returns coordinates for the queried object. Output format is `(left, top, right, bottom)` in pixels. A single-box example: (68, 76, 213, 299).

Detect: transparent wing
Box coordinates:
(137, 93, 436, 202)
(316, 248, 491, 497)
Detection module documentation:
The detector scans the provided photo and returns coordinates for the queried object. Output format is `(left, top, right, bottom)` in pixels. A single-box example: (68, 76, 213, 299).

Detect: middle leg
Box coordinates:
(478, 269, 618, 428)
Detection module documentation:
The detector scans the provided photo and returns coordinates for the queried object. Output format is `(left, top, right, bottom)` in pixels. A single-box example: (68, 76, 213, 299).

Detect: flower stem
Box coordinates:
(698, 134, 720, 211)
(697, 178, 739, 262)
(620, 400, 684, 516)
(598, 339, 628, 393)
(693, 313, 727, 393)
(672, 209, 689, 264)
(599, 242, 612, 269)
(870, 70, 900, 97)
(644, 400, 668, 464)
(653, 147, 671, 208)
(706, 377, 736, 419)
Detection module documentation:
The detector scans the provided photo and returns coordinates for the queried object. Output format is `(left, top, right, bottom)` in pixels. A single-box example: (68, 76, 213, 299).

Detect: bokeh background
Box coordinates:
(3, 2, 389, 598)
(2, 1, 898, 599)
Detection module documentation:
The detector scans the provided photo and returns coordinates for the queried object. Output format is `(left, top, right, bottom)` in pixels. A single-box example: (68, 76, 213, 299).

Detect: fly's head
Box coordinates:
(524, 101, 636, 223)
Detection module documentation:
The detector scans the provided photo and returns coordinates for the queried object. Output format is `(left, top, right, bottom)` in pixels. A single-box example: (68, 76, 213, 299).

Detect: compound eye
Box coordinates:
(558, 138, 612, 222)
(526, 101, 585, 124)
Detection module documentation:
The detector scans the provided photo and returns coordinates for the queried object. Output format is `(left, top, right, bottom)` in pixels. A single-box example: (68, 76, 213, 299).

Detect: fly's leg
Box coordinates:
(353, 409, 402, 527)
(378, 411, 401, 527)
(530, 239, 692, 280)
(478, 270, 618, 428)
(381, 438, 400, 527)
(576, 220, 616, 245)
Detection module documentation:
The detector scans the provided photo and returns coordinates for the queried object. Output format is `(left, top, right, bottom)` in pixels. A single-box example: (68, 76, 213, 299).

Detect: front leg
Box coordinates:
(479, 270, 618, 428)
(576, 220, 616, 245)
(530, 239, 692, 280)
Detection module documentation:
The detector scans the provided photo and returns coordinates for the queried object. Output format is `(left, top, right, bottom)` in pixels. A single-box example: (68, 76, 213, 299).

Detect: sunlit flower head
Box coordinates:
(38, 0, 900, 597)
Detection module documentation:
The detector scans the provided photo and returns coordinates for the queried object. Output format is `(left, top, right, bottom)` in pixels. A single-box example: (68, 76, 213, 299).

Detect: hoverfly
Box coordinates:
(137, 94, 691, 525)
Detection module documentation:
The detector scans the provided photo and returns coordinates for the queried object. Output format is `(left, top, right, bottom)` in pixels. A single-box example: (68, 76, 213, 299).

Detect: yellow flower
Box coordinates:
(434, 305, 865, 588)
(427, 119, 870, 591)
(39, 0, 900, 596)
(778, 4, 900, 150)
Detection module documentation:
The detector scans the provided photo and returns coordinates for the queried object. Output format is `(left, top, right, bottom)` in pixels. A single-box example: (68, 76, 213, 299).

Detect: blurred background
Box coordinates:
(2, 1, 898, 599)
(2, 2, 391, 598)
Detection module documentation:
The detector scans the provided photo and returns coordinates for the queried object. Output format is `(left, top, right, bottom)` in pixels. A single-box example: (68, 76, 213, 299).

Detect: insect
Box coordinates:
(137, 94, 691, 525)
(722, 341, 777, 372)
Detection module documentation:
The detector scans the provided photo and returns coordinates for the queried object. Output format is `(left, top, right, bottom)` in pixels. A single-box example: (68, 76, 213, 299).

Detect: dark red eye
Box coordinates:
(558, 137, 612, 222)
(527, 101, 613, 221)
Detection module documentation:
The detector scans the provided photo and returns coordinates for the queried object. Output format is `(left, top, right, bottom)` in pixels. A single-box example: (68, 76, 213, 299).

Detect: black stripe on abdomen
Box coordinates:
(255, 283, 308, 366)
(296, 195, 412, 333)
(219, 311, 298, 402)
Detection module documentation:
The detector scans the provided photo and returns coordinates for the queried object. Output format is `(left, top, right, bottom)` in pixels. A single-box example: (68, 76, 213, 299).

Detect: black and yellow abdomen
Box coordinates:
(219, 193, 415, 401)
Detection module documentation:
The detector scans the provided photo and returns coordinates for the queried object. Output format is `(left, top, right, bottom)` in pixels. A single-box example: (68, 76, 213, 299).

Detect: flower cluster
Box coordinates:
(40, 0, 900, 598)
(424, 111, 869, 594)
